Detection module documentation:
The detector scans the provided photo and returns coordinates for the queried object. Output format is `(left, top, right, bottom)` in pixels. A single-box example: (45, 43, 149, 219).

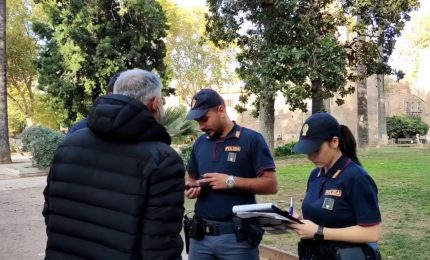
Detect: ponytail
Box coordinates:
(339, 125, 361, 166)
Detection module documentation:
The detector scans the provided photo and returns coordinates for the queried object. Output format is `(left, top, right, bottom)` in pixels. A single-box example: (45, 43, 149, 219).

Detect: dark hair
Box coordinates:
(339, 125, 361, 166)
(106, 72, 122, 93)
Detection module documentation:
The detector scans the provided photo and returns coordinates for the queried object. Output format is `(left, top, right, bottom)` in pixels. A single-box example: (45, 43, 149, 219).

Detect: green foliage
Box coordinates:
(274, 141, 298, 157)
(33, 0, 171, 125)
(7, 103, 26, 137)
(20, 125, 65, 168)
(162, 106, 200, 144)
(6, 0, 38, 129)
(159, 0, 237, 105)
(386, 115, 429, 139)
(205, 0, 419, 113)
(32, 94, 68, 130)
(179, 144, 193, 169)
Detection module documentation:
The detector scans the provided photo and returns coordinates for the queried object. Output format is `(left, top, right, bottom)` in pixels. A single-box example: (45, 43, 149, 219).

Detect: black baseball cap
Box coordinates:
(186, 89, 225, 120)
(292, 112, 341, 154)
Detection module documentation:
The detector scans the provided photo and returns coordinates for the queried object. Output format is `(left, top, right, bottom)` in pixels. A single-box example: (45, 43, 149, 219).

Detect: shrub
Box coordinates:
(162, 106, 200, 144)
(387, 115, 429, 139)
(274, 141, 298, 157)
(21, 126, 65, 168)
(179, 145, 193, 169)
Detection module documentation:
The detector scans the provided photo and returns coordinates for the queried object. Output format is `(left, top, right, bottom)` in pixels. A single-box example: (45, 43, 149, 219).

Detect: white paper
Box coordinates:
(232, 203, 276, 213)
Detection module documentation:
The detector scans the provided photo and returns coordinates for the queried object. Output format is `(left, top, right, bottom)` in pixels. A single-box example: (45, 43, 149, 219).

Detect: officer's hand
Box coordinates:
(292, 212, 302, 220)
(197, 173, 229, 190)
(185, 180, 201, 199)
(287, 219, 318, 239)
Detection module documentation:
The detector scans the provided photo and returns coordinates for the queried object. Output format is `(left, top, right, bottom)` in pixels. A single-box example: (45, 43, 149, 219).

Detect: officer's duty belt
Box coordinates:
(203, 220, 236, 236)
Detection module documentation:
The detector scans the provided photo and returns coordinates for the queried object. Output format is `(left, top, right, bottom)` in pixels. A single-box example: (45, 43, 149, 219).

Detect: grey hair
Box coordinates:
(113, 69, 162, 106)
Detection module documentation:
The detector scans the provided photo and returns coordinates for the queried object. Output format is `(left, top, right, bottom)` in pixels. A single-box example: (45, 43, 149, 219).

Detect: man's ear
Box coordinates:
(148, 97, 158, 113)
(220, 105, 229, 118)
(218, 105, 226, 113)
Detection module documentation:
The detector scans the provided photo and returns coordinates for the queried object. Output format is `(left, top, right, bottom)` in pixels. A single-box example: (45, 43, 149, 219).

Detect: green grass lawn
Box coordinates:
(185, 146, 430, 259)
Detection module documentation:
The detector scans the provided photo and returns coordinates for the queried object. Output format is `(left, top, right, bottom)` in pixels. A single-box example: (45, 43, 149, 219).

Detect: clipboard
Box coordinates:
(270, 204, 303, 224)
(232, 203, 303, 233)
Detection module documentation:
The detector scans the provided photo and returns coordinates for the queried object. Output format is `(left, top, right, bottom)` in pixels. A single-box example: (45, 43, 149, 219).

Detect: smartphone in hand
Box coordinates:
(185, 184, 200, 190)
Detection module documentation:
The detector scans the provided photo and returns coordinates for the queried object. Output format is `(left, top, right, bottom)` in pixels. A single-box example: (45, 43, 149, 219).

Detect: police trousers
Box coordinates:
(186, 217, 262, 260)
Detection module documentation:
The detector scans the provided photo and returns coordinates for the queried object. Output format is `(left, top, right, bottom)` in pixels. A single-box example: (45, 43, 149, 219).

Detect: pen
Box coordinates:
(289, 197, 294, 215)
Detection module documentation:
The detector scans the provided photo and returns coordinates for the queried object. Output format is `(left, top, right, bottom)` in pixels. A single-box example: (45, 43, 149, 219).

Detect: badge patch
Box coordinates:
(235, 131, 241, 138)
(227, 152, 237, 162)
(325, 189, 342, 197)
(225, 146, 241, 152)
(322, 198, 334, 210)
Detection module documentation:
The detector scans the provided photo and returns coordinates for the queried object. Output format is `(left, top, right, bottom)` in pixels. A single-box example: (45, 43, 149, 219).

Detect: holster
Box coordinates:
(232, 216, 264, 248)
(188, 215, 205, 240)
(183, 215, 191, 254)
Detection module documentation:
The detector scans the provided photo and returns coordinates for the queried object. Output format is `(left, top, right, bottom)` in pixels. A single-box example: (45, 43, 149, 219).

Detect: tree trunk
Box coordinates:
(356, 16, 368, 149)
(0, 0, 11, 163)
(323, 98, 330, 113)
(356, 64, 368, 149)
(311, 80, 324, 114)
(259, 89, 275, 153)
(377, 74, 388, 145)
(376, 38, 387, 146)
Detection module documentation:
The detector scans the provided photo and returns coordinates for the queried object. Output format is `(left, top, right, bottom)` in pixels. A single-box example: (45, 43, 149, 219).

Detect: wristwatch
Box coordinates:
(313, 225, 324, 241)
(226, 175, 235, 189)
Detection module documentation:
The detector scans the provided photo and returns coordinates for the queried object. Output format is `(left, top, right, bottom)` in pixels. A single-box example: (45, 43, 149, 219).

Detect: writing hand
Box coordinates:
(287, 219, 318, 239)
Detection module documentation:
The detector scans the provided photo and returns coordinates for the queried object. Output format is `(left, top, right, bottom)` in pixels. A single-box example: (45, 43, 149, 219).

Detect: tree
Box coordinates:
(206, 1, 351, 151)
(0, 0, 11, 163)
(6, 0, 38, 129)
(34, 0, 171, 125)
(387, 115, 429, 139)
(206, 0, 418, 150)
(344, 1, 419, 148)
(159, 0, 237, 105)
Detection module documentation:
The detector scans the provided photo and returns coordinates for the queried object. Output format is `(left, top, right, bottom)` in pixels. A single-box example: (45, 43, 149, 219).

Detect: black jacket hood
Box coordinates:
(87, 94, 171, 144)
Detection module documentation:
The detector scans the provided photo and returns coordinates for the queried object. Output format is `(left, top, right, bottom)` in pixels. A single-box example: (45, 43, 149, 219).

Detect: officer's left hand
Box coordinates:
(197, 173, 229, 190)
(287, 219, 318, 239)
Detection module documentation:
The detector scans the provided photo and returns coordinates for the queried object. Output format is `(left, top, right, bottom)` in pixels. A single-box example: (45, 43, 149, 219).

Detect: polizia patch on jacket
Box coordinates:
(225, 146, 241, 152)
(325, 189, 342, 197)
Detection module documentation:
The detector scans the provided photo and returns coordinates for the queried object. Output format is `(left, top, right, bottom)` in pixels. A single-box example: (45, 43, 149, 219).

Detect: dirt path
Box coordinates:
(0, 174, 188, 260)
(0, 183, 46, 260)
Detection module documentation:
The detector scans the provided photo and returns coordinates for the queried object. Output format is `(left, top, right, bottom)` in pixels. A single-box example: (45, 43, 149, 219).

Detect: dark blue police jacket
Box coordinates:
(188, 123, 275, 221)
(302, 155, 381, 228)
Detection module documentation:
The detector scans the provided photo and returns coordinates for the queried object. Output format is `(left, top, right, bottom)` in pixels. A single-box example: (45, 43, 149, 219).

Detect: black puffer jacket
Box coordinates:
(43, 94, 185, 260)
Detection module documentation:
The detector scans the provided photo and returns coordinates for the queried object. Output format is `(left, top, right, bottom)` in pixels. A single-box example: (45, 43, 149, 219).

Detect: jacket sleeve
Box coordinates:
(42, 169, 52, 229)
(140, 149, 185, 260)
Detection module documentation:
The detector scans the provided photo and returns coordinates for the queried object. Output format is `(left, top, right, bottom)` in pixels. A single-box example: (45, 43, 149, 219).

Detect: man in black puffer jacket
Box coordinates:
(43, 69, 185, 260)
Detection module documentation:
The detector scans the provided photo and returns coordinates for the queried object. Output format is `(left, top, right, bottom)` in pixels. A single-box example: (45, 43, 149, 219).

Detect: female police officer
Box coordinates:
(288, 112, 382, 260)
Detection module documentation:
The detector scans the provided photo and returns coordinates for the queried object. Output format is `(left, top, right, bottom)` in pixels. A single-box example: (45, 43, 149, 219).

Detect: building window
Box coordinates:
(405, 100, 423, 116)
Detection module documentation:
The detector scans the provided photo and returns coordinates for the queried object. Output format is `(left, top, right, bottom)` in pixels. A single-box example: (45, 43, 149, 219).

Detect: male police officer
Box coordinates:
(185, 88, 278, 260)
